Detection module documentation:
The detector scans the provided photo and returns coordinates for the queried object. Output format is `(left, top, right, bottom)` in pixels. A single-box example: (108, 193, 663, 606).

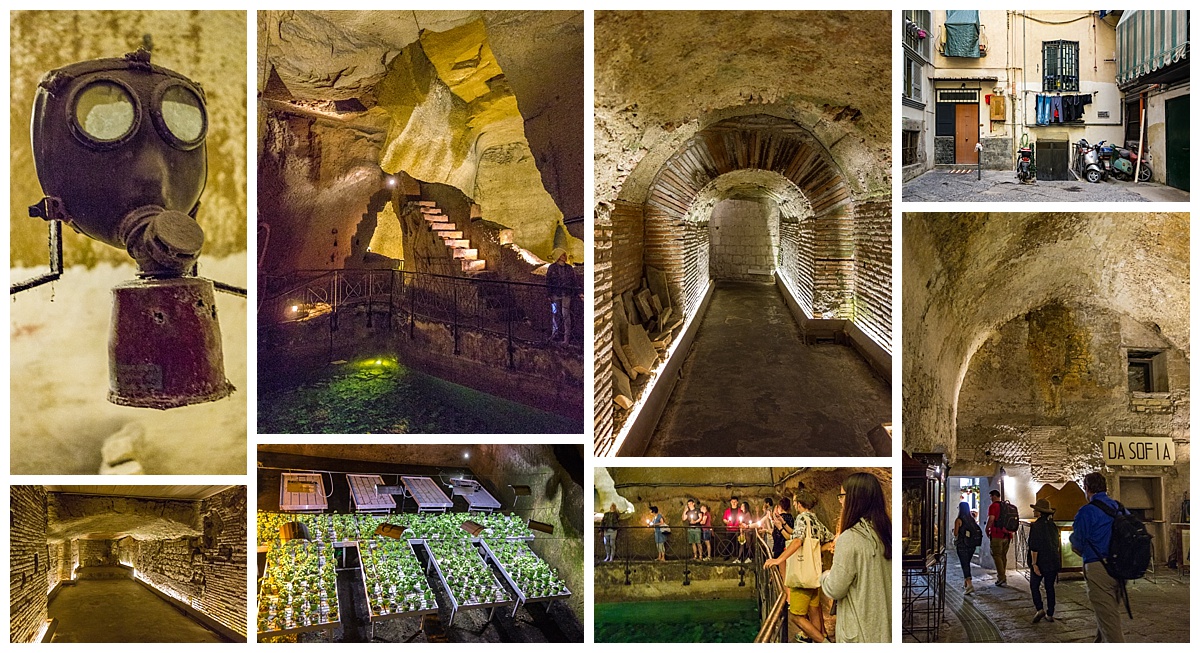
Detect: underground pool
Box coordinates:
(594, 597, 759, 643)
(258, 356, 577, 434)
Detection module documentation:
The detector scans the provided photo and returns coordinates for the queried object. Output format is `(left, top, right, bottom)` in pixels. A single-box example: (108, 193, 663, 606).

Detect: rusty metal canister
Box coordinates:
(108, 276, 234, 408)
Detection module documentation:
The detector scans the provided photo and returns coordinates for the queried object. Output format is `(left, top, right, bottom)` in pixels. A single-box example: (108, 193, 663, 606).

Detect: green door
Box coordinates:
(1165, 95, 1189, 191)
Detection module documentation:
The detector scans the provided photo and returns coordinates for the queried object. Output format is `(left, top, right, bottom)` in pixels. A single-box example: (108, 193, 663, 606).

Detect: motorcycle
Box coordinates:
(1015, 145, 1034, 184)
(1073, 138, 1105, 183)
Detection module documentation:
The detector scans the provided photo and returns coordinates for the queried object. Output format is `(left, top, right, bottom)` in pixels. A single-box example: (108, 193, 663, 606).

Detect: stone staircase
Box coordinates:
(416, 200, 486, 273)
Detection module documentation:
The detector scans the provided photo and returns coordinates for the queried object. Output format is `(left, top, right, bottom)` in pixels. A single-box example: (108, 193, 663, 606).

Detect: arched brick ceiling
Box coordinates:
(683, 169, 812, 224)
(902, 213, 1190, 459)
(646, 116, 850, 222)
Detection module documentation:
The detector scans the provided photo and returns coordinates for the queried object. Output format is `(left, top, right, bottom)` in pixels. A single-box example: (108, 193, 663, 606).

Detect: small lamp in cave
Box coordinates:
(460, 520, 485, 537)
(528, 519, 555, 535)
(280, 521, 311, 542)
(374, 523, 408, 540)
(509, 484, 532, 497)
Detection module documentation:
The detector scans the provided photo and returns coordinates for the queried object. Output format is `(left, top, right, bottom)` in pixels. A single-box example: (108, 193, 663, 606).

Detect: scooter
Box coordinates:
(1015, 145, 1034, 184)
(1096, 140, 1154, 182)
(1113, 143, 1153, 182)
(1073, 139, 1105, 183)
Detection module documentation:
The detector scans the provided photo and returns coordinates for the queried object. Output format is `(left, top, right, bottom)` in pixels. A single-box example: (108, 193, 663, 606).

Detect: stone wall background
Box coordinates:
(903, 213, 1189, 460)
(257, 11, 583, 272)
(76, 540, 117, 567)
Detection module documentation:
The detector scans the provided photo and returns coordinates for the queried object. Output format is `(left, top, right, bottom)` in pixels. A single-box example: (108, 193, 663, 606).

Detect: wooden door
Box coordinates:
(955, 103, 979, 163)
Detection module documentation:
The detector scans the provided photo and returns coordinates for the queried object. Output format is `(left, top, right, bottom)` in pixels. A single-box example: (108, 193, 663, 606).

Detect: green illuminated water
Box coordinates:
(595, 597, 759, 643)
(259, 357, 577, 434)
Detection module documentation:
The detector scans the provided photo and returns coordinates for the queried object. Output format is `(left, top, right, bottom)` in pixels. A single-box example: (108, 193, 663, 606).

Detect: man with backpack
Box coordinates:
(985, 489, 1017, 586)
(1070, 471, 1152, 642)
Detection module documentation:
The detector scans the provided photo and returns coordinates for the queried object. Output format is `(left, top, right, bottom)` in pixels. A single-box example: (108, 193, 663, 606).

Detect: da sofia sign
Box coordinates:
(1103, 436, 1176, 465)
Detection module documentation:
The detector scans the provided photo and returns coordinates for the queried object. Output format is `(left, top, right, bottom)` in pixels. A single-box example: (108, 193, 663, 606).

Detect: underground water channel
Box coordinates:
(258, 355, 576, 434)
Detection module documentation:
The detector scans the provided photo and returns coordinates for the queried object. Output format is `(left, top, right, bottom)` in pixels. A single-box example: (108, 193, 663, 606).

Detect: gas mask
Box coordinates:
(23, 49, 236, 409)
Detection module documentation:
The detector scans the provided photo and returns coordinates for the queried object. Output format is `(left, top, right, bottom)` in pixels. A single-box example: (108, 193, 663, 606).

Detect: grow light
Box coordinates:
(280, 473, 328, 513)
(401, 476, 453, 512)
(348, 474, 395, 514)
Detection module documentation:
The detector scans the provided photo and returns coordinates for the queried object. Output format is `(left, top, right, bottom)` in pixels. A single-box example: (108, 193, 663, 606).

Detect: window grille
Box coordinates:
(1043, 40, 1080, 92)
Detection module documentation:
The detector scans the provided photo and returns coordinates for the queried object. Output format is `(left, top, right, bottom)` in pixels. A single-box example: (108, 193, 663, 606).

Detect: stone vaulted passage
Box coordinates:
(9, 486, 247, 644)
(646, 281, 890, 456)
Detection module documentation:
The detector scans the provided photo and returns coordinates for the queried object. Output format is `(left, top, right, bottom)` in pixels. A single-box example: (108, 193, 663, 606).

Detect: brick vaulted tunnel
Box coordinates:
(10, 486, 248, 643)
(594, 11, 894, 457)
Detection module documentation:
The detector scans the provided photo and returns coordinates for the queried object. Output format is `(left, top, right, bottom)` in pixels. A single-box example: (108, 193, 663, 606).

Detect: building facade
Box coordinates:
(901, 10, 936, 180)
(1116, 10, 1190, 191)
(909, 11, 1133, 179)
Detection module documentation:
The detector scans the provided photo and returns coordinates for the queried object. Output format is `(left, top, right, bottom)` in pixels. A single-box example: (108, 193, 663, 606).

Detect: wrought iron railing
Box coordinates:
(260, 268, 583, 356)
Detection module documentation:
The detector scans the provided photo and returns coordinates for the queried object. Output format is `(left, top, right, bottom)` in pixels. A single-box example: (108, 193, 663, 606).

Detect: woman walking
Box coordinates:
(953, 501, 983, 594)
(1027, 498, 1061, 623)
(821, 472, 892, 643)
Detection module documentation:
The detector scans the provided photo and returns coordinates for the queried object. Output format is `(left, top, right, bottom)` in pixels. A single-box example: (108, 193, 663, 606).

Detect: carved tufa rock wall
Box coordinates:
(902, 213, 1190, 461)
(257, 11, 583, 273)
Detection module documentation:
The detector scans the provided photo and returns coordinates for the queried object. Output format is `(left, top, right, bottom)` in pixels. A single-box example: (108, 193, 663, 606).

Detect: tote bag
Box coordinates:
(784, 521, 822, 589)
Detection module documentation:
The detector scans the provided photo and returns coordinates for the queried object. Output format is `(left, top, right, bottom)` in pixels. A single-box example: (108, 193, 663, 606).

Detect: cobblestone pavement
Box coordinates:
(931, 559, 1190, 643)
(903, 168, 1189, 203)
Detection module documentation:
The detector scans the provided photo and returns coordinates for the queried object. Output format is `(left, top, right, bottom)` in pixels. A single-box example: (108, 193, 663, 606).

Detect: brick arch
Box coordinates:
(643, 115, 855, 320)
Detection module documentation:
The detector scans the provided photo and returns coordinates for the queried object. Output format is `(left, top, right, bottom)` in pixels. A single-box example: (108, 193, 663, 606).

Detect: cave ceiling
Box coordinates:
(259, 11, 582, 268)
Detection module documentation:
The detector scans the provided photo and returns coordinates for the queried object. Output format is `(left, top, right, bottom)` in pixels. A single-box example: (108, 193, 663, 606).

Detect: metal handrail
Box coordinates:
(260, 267, 583, 351)
(753, 531, 789, 643)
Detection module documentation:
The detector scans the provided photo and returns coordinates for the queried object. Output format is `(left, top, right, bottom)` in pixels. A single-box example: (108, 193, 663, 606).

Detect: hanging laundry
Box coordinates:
(1051, 95, 1063, 122)
(1036, 94, 1049, 125)
(1061, 94, 1093, 122)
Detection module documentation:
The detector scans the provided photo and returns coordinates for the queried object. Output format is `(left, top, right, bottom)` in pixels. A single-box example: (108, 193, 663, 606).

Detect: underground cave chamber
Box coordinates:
(901, 213, 1191, 643)
(256, 11, 584, 434)
(256, 444, 583, 643)
(593, 466, 892, 643)
(10, 485, 248, 643)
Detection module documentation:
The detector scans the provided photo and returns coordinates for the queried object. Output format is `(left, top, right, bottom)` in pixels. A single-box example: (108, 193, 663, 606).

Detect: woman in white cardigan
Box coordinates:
(820, 472, 892, 643)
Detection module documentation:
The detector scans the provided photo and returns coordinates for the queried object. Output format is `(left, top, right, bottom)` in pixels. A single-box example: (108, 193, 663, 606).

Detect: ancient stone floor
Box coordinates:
(903, 168, 1189, 202)
(645, 281, 890, 457)
(928, 560, 1190, 643)
(49, 579, 225, 643)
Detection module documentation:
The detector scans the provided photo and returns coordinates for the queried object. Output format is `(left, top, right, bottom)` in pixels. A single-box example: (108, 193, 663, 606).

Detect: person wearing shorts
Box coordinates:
(684, 499, 702, 559)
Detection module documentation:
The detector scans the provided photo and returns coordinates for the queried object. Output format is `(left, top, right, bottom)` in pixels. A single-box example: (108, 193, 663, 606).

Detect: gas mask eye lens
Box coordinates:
(160, 85, 205, 144)
(74, 81, 135, 142)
